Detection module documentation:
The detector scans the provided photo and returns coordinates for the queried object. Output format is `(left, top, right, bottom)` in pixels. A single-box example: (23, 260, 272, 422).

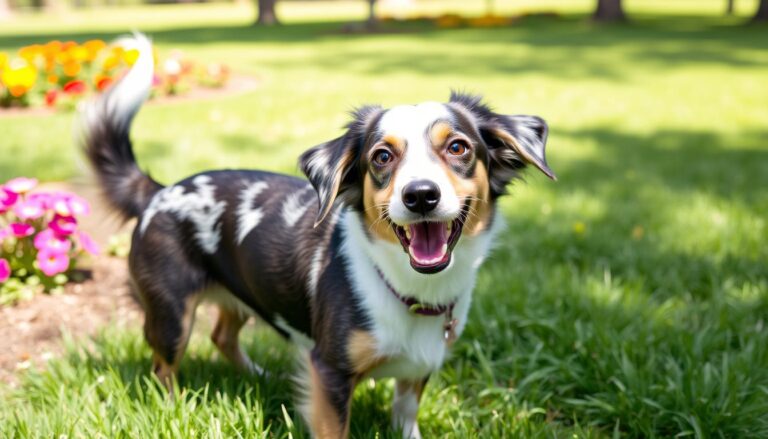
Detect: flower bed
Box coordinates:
(0, 178, 98, 305)
(0, 39, 230, 111)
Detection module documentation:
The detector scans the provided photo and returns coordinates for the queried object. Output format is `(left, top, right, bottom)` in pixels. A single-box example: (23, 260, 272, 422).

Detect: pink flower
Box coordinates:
(0, 187, 18, 213)
(10, 223, 34, 238)
(5, 177, 38, 194)
(52, 193, 90, 217)
(0, 228, 9, 242)
(76, 231, 99, 255)
(67, 195, 91, 216)
(0, 259, 10, 283)
(14, 199, 45, 220)
(49, 215, 77, 236)
(28, 192, 52, 210)
(37, 249, 70, 277)
(34, 229, 72, 254)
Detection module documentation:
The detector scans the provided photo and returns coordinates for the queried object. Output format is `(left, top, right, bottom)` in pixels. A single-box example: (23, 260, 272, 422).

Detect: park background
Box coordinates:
(1, 0, 767, 437)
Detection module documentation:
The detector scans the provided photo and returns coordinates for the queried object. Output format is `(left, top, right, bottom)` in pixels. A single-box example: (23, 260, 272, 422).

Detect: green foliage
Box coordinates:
(1, 1, 766, 437)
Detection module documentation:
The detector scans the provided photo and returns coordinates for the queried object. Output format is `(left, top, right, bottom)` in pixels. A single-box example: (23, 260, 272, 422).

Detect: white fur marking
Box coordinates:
(339, 210, 503, 380)
(140, 175, 227, 253)
(281, 185, 313, 228)
(236, 181, 269, 244)
(378, 103, 462, 224)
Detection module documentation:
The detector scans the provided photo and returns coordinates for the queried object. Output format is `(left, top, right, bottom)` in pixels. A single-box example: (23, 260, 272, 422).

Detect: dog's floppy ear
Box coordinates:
(449, 92, 555, 197)
(299, 105, 382, 227)
(299, 136, 358, 226)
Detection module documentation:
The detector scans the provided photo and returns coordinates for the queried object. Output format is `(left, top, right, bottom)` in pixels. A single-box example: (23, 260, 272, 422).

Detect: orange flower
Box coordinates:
(63, 60, 81, 77)
(1, 60, 37, 97)
(18, 44, 43, 63)
(83, 40, 106, 62)
(43, 40, 63, 60)
(47, 73, 59, 84)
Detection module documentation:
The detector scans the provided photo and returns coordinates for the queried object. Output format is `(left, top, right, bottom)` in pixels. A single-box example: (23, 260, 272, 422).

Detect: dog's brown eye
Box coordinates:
(447, 141, 467, 156)
(372, 149, 393, 166)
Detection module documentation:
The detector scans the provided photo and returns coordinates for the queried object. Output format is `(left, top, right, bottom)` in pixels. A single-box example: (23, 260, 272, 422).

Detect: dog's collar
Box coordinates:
(374, 266, 455, 316)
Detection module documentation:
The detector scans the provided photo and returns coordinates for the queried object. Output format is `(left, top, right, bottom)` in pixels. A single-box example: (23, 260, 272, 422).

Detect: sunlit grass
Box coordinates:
(1, 0, 767, 437)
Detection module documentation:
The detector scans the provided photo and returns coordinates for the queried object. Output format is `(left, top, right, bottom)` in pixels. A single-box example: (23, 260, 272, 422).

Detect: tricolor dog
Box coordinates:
(82, 35, 555, 438)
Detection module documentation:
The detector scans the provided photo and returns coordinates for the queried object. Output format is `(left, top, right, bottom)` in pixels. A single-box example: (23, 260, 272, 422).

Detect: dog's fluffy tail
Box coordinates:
(81, 32, 163, 220)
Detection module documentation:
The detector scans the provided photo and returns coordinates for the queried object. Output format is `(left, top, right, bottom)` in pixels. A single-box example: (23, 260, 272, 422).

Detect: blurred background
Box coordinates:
(0, 1, 766, 438)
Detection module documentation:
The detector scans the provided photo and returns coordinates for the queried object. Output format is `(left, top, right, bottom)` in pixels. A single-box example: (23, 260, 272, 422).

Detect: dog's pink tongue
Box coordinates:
(408, 222, 448, 263)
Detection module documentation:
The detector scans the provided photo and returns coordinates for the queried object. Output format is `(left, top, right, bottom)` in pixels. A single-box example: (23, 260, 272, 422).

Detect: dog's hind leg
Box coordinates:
(211, 305, 263, 375)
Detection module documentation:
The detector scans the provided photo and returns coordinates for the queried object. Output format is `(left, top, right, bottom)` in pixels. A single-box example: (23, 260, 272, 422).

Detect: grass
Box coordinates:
(1, 0, 767, 437)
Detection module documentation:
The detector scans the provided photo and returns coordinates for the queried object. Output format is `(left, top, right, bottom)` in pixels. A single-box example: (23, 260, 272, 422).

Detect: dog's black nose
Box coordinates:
(402, 180, 441, 215)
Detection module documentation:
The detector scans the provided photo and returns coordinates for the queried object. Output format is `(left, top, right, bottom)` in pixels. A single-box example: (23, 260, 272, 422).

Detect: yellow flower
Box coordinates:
(631, 225, 644, 240)
(102, 54, 120, 71)
(1, 60, 38, 97)
(572, 221, 586, 236)
(122, 49, 139, 66)
(0, 52, 8, 71)
(70, 45, 90, 63)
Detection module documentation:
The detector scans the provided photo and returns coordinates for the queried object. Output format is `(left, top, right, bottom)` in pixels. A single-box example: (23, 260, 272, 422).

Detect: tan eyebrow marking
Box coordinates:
(429, 121, 453, 147)
(381, 134, 406, 154)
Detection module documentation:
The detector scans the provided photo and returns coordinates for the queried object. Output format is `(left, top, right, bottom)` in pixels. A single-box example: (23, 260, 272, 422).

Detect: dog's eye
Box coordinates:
(372, 149, 393, 166)
(447, 141, 468, 156)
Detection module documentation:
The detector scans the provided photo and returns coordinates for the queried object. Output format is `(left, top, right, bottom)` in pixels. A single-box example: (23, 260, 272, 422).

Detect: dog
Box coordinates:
(82, 34, 555, 438)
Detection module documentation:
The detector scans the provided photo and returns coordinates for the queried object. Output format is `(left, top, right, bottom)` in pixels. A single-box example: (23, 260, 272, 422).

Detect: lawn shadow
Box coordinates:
(1, 15, 765, 82)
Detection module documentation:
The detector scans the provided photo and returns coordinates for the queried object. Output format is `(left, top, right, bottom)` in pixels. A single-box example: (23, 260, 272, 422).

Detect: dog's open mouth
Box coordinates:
(391, 202, 469, 274)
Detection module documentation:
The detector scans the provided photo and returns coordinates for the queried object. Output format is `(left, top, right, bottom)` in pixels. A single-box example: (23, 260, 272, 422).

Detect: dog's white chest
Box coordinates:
(366, 313, 456, 379)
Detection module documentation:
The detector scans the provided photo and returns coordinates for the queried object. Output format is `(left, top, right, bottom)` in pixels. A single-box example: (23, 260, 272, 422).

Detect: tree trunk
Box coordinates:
(593, 0, 626, 22)
(366, 0, 377, 29)
(255, 0, 279, 25)
(754, 0, 768, 21)
(726, 0, 734, 15)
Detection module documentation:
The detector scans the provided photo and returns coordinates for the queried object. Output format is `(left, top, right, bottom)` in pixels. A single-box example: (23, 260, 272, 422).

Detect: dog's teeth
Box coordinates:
(441, 244, 447, 254)
(404, 227, 411, 240)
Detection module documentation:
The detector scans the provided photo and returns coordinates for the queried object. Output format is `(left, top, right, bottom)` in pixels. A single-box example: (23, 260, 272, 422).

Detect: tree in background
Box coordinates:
(366, 0, 378, 28)
(755, 0, 768, 21)
(593, 0, 626, 22)
(255, 0, 279, 25)
(726, 0, 734, 15)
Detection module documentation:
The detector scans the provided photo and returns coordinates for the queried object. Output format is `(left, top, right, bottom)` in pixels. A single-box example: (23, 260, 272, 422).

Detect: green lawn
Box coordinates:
(2, 1, 768, 437)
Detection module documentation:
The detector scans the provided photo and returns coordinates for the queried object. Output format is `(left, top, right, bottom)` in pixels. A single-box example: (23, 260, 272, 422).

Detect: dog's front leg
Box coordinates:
(392, 377, 429, 439)
(306, 349, 354, 439)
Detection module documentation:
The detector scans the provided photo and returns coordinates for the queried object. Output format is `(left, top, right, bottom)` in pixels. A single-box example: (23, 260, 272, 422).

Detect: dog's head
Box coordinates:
(300, 92, 555, 274)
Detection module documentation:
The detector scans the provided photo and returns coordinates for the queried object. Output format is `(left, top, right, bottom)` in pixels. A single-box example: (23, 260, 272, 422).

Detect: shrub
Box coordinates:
(0, 177, 98, 305)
